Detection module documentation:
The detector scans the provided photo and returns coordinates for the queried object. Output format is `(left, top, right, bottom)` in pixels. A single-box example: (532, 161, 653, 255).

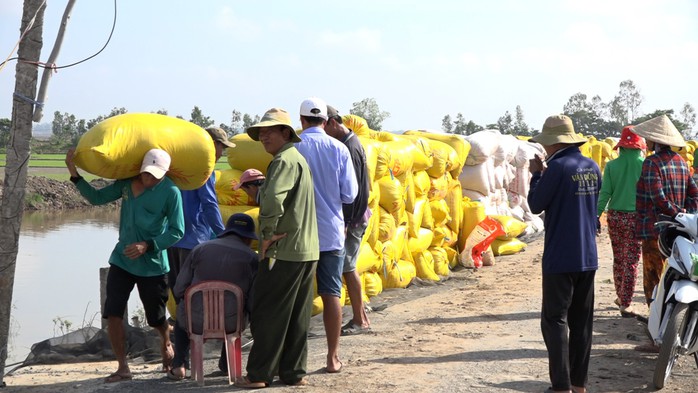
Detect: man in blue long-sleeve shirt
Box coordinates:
(527, 115, 600, 393)
(295, 97, 357, 374)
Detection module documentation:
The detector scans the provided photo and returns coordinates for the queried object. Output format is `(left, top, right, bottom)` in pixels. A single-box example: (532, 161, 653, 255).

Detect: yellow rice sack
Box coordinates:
(378, 206, 397, 242)
(359, 137, 381, 187)
(413, 250, 440, 281)
(362, 271, 383, 297)
(73, 113, 215, 190)
(408, 227, 434, 255)
(378, 175, 405, 214)
(428, 173, 450, 201)
(215, 168, 256, 206)
(445, 177, 463, 233)
(429, 246, 450, 277)
(343, 114, 371, 136)
(380, 259, 416, 289)
(226, 133, 273, 174)
(356, 241, 383, 274)
(430, 199, 451, 227)
(459, 199, 486, 251)
(413, 170, 431, 197)
(491, 237, 527, 256)
(491, 215, 528, 239)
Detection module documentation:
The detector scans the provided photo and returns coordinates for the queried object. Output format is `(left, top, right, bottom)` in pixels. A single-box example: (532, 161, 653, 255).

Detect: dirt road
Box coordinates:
(4, 230, 697, 392)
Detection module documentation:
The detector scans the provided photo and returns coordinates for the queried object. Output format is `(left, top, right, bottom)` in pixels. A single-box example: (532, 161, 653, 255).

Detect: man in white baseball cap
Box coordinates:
(295, 97, 358, 374)
(65, 147, 184, 382)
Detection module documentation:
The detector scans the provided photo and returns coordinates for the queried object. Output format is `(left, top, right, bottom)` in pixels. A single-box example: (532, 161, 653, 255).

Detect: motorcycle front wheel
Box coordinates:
(653, 303, 688, 389)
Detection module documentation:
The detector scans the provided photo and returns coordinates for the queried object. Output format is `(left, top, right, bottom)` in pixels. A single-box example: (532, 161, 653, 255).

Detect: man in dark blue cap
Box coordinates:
(169, 213, 259, 380)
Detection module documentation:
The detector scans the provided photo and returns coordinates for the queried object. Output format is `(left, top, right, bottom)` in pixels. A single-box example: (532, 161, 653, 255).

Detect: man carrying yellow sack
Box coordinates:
(65, 148, 184, 383)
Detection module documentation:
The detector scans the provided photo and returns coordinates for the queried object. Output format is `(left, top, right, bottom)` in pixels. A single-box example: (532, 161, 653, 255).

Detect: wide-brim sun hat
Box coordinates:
(614, 125, 646, 150)
(631, 114, 686, 148)
(246, 108, 301, 143)
(530, 114, 587, 146)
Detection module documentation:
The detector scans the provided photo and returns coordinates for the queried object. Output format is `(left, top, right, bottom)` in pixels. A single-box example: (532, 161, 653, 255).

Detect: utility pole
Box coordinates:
(0, 0, 46, 385)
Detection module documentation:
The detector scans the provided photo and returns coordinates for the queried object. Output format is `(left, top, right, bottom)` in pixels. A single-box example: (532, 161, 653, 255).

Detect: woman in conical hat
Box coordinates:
(597, 126, 646, 318)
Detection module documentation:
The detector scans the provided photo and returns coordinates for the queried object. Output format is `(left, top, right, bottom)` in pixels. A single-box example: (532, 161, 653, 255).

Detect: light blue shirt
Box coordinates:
(296, 126, 358, 251)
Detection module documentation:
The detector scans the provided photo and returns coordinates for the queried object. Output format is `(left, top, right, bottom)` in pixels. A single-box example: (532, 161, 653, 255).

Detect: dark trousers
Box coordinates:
(246, 258, 316, 385)
(166, 247, 191, 291)
(541, 270, 595, 390)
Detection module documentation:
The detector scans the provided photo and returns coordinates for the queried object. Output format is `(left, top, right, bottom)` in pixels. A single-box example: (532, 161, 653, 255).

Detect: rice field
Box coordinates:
(0, 154, 228, 181)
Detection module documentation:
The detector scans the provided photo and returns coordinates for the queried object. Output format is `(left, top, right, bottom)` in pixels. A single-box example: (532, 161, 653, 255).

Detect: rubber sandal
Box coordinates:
(104, 372, 133, 383)
(325, 361, 343, 374)
(341, 321, 370, 336)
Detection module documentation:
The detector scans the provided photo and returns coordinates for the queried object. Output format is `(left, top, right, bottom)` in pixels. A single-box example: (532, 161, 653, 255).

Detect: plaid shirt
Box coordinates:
(636, 148, 698, 239)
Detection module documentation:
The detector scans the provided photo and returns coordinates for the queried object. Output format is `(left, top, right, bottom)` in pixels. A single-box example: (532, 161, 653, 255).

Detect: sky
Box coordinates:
(1, 0, 698, 133)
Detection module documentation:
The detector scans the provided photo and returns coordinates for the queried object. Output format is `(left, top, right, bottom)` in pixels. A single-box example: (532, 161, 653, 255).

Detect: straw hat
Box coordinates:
(631, 114, 685, 147)
(614, 125, 646, 150)
(530, 115, 587, 146)
(246, 108, 301, 143)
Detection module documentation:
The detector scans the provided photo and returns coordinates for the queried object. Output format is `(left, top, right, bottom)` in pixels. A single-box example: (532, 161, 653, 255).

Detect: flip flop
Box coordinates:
(341, 321, 370, 336)
(104, 372, 133, 383)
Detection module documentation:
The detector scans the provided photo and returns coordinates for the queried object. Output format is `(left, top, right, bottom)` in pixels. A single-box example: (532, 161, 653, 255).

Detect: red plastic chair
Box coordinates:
(185, 280, 245, 386)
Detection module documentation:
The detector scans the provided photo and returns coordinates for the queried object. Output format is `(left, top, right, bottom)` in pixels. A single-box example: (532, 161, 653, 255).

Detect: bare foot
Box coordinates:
(325, 355, 343, 373)
(105, 367, 132, 383)
(161, 341, 174, 372)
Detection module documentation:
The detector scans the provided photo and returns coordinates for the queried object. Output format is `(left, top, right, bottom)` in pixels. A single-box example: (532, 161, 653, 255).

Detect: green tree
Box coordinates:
(679, 102, 696, 138)
(512, 105, 530, 136)
(231, 110, 243, 134)
(51, 111, 82, 144)
(441, 115, 453, 133)
(617, 79, 643, 122)
(350, 98, 390, 130)
(86, 107, 127, 129)
(154, 109, 168, 115)
(454, 113, 467, 135)
(242, 114, 255, 130)
(497, 111, 513, 134)
(190, 106, 214, 128)
(0, 118, 10, 148)
(465, 120, 483, 135)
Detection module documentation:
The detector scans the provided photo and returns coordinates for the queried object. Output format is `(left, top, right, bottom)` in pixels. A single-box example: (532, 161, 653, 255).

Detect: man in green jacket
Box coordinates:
(235, 108, 319, 388)
(65, 148, 184, 383)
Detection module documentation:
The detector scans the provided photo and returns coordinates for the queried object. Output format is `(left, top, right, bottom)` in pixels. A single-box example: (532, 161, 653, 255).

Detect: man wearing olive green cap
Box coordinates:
(528, 114, 600, 393)
(235, 108, 319, 388)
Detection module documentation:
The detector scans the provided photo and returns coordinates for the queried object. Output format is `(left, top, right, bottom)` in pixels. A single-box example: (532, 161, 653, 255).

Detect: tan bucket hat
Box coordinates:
(530, 114, 588, 146)
(631, 114, 686, 147)
(246, 108, 301, 143)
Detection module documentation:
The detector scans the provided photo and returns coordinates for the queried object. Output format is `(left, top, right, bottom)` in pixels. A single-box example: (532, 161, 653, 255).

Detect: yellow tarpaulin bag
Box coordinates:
(491, 215, 528, 239)
(459, 199, 486, 251)
(428, 173, 450, 202)
(421, 197, 435, 230)
(430, 199, 451, 227)
(404, 130, 470, 177)
(407, 197, 428, 238)
(413, 170, 431, 197)
(429, 246, 450, 276)
(219, 205, 260, 250)
(365, 192, 381, 246)
(343, 114, 371, 136)
(362, 271, 383, 297)
(378, 175, 404, 214)
(380, 259, 416, 289)
(378, 206, 397, 242)
(400, 134, 434, 172)
(383, 138, 417, 177)
(226, 133, 273, 174)
(408, 227, 434, 254)
(356, 241, 383, 274)
(445, 177, 463, 233)
(413, 250, 440, 281)
(491, 237, 527, 256)
(215, 168, 256, 206)
(359, 137, 381, 187)
(73, 113, 215, 190)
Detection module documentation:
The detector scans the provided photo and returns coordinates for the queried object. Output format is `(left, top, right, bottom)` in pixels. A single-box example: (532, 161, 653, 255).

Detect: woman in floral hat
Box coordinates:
(597, 126, 646, 317)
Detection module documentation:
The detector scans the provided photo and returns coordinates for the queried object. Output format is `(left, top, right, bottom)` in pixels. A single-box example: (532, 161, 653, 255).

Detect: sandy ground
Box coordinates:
(3, 228, 698, 392)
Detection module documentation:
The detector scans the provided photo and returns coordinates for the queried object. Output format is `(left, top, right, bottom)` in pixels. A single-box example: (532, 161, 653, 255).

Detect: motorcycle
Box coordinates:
(648, 213, 698, 389)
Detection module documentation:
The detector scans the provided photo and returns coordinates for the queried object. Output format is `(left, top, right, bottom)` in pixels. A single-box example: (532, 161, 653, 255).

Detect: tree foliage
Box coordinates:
(679, 103, 697, 137)
(441, 115, 453, 133)
(350, 98, 390, 130)
(189, 106, 214, 128)
(0, 118, 10, 148)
